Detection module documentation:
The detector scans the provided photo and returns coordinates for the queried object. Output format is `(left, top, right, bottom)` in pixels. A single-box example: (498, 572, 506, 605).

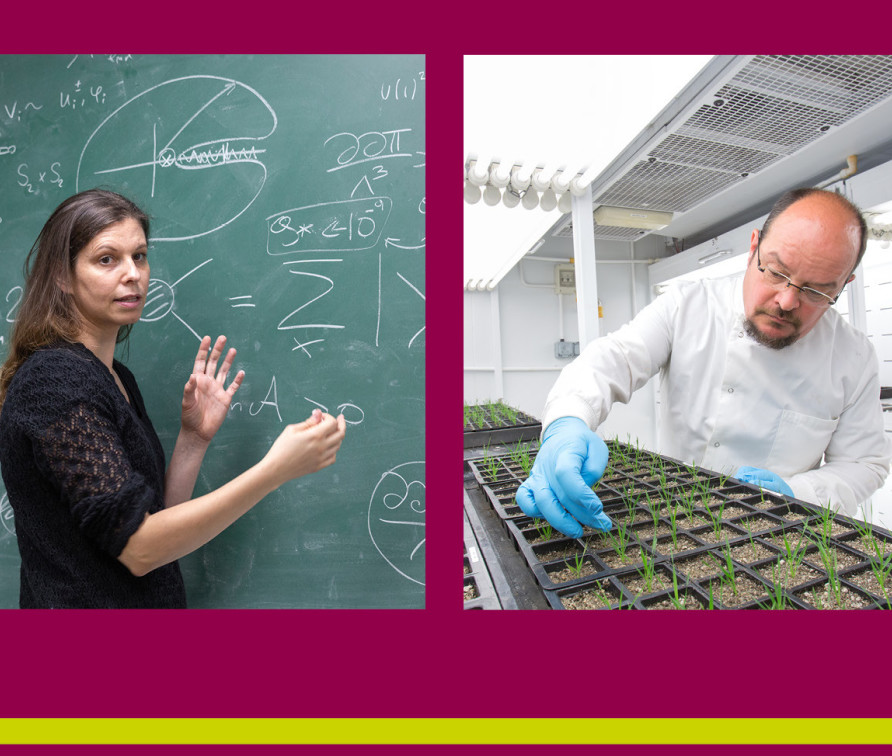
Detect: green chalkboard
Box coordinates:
(0, 54, 425, 608)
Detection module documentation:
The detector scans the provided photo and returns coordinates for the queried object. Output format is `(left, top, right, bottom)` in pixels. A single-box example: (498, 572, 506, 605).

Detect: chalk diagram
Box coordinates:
(140, 258, 213, 341)
(76, 75, 277, 241)
(368, 461, 424, 586)
(0, 492, 13, 537)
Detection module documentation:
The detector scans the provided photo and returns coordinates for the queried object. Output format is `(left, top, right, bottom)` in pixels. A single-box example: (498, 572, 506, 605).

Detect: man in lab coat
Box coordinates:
(516, 188, 891, 537)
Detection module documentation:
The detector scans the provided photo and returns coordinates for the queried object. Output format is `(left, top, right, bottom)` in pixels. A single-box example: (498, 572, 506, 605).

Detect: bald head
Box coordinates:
(761, 188, 866, 275)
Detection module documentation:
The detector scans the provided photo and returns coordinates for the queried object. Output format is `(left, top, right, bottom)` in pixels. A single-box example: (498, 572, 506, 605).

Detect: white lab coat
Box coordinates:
(543, 274, 891, 515)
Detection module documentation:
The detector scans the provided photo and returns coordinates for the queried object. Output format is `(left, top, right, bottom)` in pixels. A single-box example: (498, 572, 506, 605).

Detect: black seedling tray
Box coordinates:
(463, 402, 541, 448)
(478, 438, 892, 610)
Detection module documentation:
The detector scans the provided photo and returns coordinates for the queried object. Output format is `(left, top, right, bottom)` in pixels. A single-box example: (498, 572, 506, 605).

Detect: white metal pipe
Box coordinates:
(846, 263, 868, 335)
(490, 287, 504, 398)
(570, 185, 600, 346)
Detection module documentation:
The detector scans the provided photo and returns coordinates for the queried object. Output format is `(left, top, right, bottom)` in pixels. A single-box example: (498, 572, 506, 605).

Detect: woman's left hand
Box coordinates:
(180, 335, 245, 443)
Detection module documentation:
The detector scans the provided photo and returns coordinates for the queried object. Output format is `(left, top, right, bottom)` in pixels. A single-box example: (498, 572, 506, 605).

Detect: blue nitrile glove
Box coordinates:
(516, 416, 613, 537)
(735, 466, 794, 498)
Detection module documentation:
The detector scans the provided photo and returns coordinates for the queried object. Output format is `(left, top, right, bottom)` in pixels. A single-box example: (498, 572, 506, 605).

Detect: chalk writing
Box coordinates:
(267, 198, 391, 255)
(368, 461, 425, 586)
(5, 287, 22, 324)
(140, 258, 212, 341)
(0, 145, 17, 156)
(324, 129, 414, 172)
(16, 162, 63, 194)
(0, 492, 13, 537)
(302, 397, 365, 426)
(67, 55, 133, 69)
(397, 273, 425, 350)
(380, 72, 424, 101)
(249, 376, 283, 422)
(77, 75, 277, 242)
(3, 101, 42, 121)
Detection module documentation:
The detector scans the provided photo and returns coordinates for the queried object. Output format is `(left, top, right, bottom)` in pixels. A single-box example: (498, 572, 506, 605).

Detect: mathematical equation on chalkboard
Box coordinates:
(0, 56, 427, 592)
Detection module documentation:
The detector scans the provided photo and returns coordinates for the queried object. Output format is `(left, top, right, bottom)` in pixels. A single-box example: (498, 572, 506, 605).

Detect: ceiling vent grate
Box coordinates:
(575, 55, 892, 238)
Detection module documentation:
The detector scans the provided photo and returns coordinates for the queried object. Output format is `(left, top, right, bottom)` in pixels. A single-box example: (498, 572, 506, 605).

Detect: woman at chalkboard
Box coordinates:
(0, 189, 347, 608)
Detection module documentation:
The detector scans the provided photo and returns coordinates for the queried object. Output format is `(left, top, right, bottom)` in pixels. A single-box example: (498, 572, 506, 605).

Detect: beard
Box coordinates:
(743, 309, 801, 350)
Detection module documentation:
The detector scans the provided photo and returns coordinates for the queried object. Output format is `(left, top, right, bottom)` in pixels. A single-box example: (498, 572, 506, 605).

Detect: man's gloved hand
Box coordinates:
(735, 466, 794, 498)
(516, 416, 613, 538)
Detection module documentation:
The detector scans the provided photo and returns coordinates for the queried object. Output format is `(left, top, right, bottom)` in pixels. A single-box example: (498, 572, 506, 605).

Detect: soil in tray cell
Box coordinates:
(842, 567, 892, 607)
(630, 521, 673, 542)
(802, 542, 867, 573)
(754, 557, 824, 591)
(598, 543, 647, 570)
(673, 513, 710, 531)
(642, 587, 709, 610)
(731, 514, 784, 536)
(748, 493, 788, 509)
(840, 531, 892, 562)
(613, 564, 674, 598)
(649, 533, 701, 558)
(727, 539, 777, 565)
(793, 579, 879, 609)
(673, 551, 723, 582)
(464, 578, 478, 602)
(690, 523, 744, 545)
(705, 503, 751, 521)
(699, 572, 769, 608)
(534, 540, 586, 563)
(559, 579, 626, 610)
(547, 557, 602, 585)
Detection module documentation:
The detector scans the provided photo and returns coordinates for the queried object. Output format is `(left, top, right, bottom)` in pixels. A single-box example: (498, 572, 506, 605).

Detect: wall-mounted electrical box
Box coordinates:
(554, 263, 576, 294)
(555, 339, 580, 358)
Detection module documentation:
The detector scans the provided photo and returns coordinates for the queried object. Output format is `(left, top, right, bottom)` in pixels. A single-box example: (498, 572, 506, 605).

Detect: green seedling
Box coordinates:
(635, 550, 660, 593)
(778, 531, 808, 579)
(508, 441, 533, 477)
(564, 546, 588, 578)
(606, 522, 632, 564)
(852, 518, 888, 562)
(706, 499, 727, 539)
(667, 502, 680, 547)
(480, 446, 501, 480)
(809, 505, 837, 545)
(667, 564, 687, 609)
(757, 565, 789, 610)
(868, 549, 892, 607)
(499, 402, 518, 425)
(817, 542, 843, 607)
(534, 519, 555, 543)
(711, 544, 737, 596)
(745, 530, 761, 561)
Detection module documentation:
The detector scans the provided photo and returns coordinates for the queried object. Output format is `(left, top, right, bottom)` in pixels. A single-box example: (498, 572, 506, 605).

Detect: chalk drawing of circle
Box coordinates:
(368, 461, 425, 586)
(157, 147, 177, 168)
(76, 75, 277, 242)
(1, 492, 14, 537)
(140, 279, 175, 322)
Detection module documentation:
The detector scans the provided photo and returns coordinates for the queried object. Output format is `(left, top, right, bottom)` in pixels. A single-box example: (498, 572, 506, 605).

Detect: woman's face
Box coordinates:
(67, 217, 149, 343)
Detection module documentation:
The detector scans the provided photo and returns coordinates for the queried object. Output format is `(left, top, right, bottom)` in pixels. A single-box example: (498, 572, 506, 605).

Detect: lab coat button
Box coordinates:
(714, 442, 720, 447)
(738, 331, 744, 338)
(728, 387, 734, 394)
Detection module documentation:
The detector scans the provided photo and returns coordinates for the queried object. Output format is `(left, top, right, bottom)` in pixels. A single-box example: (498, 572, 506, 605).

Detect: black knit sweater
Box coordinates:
(0, 342, 186, 608)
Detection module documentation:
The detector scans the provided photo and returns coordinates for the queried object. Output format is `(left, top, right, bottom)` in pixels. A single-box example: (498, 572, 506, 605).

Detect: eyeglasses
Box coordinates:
(755, 234, 843, 306)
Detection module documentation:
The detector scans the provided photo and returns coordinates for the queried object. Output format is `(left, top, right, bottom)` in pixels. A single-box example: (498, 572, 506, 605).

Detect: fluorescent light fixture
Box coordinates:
(593, 205, 673, 230)
(698, 248, 733, 265)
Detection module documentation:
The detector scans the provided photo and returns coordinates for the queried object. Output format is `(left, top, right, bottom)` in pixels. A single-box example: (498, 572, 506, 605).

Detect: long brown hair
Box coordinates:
(0, 189, 150, 410)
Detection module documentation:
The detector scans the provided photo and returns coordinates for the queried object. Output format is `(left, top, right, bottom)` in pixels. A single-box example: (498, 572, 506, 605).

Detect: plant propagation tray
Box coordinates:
(463, 400, 542, 449)
(465, 438, 892, 610)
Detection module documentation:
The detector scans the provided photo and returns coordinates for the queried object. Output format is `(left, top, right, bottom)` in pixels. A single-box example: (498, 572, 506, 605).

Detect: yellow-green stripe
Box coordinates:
(0, 718, 889, 744)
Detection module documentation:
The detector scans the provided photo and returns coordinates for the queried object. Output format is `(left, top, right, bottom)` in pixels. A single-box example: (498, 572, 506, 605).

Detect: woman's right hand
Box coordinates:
(262, 410, 347, 487)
